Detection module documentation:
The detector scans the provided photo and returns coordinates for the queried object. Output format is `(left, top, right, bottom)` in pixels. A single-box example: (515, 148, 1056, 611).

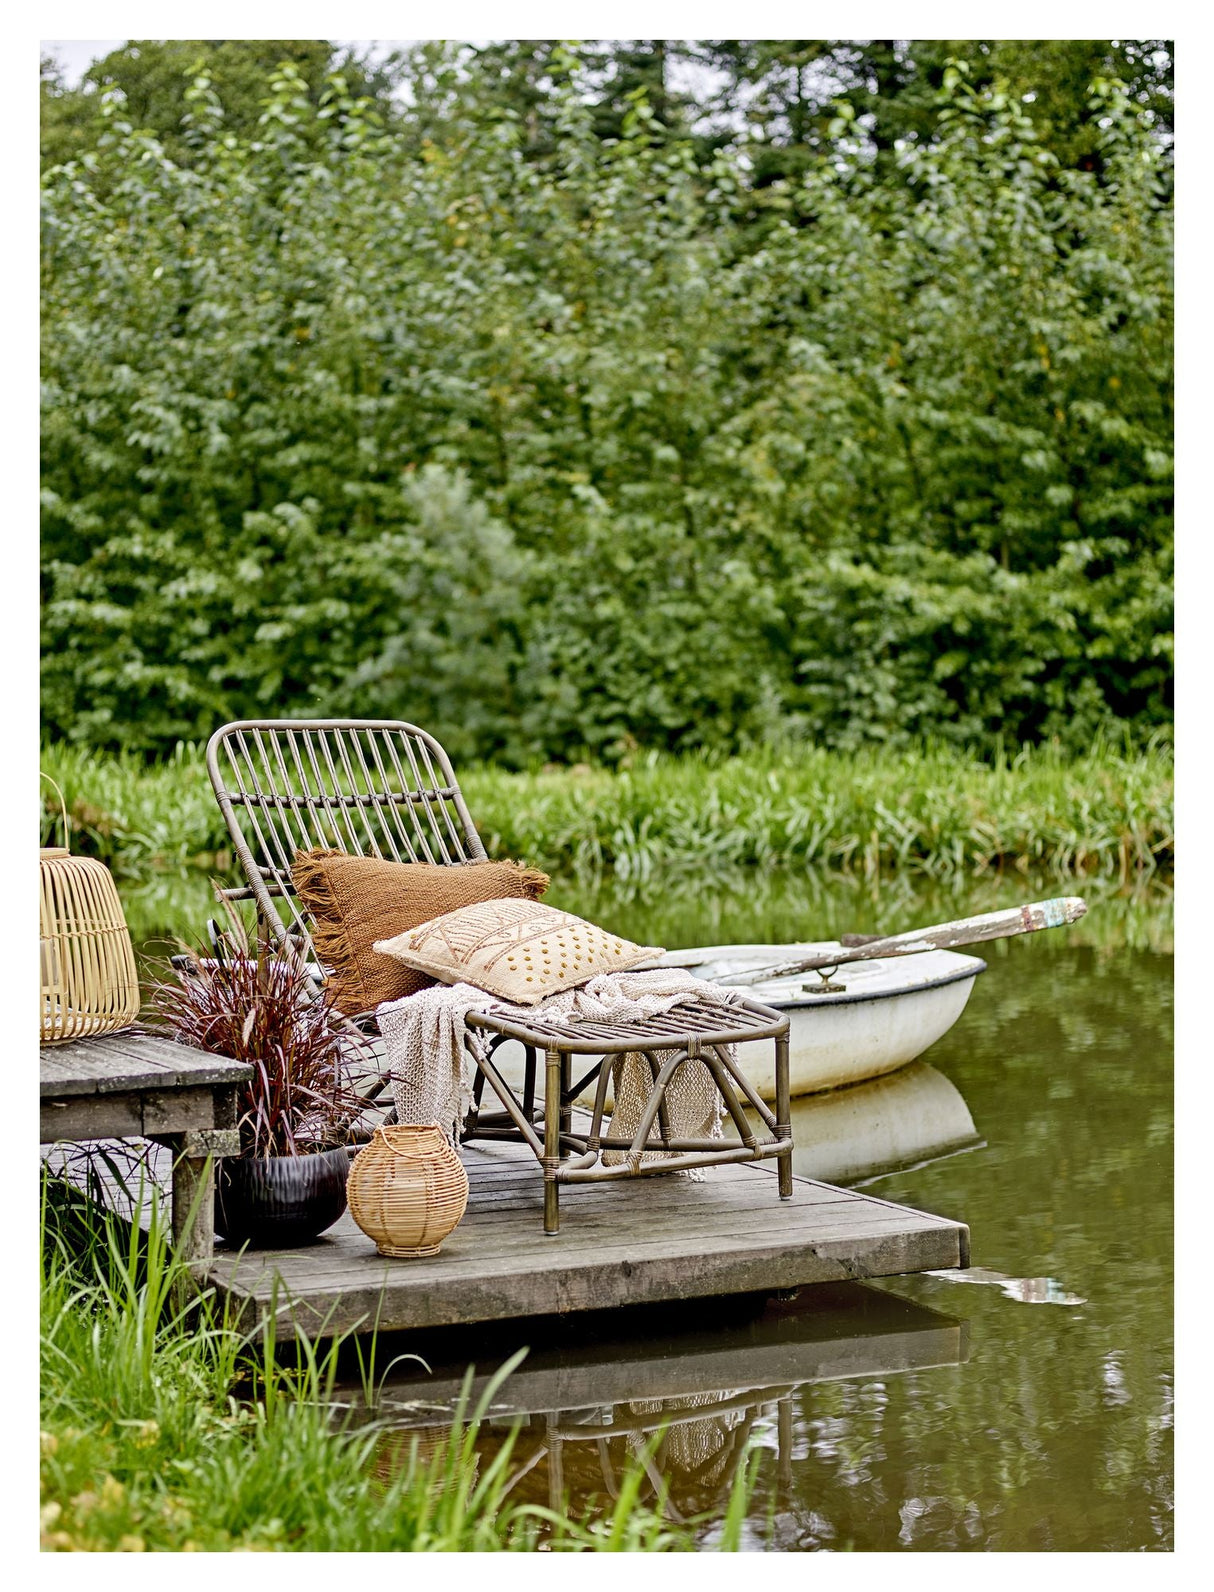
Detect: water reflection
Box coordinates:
(923, 1266, 1087, 1306)
(340, 1057, 988, 1536)
(342, 1284, 968, 1528)
(726, 1059, 982, 1187)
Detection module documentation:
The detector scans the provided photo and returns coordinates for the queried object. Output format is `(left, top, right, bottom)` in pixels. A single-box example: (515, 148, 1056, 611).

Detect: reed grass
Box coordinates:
(469, 738, 1173, 882)
(40, 736, 1173, 885)
(40, 1173, 746, 1552)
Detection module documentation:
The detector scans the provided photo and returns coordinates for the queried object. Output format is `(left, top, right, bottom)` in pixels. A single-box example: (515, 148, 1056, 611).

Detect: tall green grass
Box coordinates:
(468, 739, 1172, 882)
(40, 1175, 746, 1552)
(41, 737, 1172, 884)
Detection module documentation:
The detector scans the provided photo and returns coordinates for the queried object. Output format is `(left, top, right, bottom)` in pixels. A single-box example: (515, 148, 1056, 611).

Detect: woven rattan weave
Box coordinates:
(346, 1123, 469, 1257)
(206, 720, 792, 1233)
(40, 776, 140, 1044)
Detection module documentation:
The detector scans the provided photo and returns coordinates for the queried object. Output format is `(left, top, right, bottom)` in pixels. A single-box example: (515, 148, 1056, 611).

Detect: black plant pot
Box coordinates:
(215, 1146, 350, 1249)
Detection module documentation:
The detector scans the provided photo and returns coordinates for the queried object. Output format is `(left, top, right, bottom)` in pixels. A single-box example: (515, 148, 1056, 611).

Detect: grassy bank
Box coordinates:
(40, 1180, 743, 1552)
(41, 739, 1173, 885)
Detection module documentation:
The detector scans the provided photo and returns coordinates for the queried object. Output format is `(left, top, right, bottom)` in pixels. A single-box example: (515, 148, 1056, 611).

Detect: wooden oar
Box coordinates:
(715, 897, 1088, 988)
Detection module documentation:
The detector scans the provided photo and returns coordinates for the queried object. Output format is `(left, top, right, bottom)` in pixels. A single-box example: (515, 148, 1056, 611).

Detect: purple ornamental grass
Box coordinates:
(151, 939, 365, 1159)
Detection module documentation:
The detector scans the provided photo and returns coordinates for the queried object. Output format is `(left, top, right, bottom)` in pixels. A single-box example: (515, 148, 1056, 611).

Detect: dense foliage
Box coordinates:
(41, 41, 1172, 762)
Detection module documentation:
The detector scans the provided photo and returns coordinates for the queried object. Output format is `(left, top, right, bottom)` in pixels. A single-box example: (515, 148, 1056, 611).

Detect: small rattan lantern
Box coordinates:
(40, 775, 140, 1044)
(347, 1124, 469, 1257)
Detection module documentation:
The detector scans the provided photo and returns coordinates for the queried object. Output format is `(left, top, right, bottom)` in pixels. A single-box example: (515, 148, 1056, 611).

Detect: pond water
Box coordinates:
(134, 869, 1173, 1552)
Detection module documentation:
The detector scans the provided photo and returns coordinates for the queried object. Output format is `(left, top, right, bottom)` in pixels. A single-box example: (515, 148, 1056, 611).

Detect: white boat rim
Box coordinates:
(665, 945, 987, 1010)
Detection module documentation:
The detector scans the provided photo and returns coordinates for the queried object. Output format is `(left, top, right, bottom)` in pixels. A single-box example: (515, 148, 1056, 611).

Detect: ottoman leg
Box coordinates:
(544, 1047, 562, 1234)
(775, 1033, 793, 1199)
(560, 1049, 573, 1139)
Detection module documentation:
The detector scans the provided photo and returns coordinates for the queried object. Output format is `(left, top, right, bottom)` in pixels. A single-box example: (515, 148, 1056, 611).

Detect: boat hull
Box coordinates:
(746, 965, 981, 1098)
(654, 942, 985, 1100)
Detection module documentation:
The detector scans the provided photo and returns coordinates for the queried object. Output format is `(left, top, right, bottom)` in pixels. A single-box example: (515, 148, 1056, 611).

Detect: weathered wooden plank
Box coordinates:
(220, 1226, 964, 1338)
(141, 1088, 220, 1136)
(460, 1172, 959, 1222)
(41, 1093, 145, 1143)
(37, 1051, 102, 1085)
(42, 1035, 178, 1073)
(432, 1198, 906, 1247)
(460, 1181, 860, 1219)
(53, 1059, 249, 1094)
(211, 1150, 968, 1337)
(40, 1033, 250, 1096)
(226, 1205, 949, 1293)
(216, 1206, 943, 1286)
(222, 1239, 951, 1324)
(41, 1085, 226, 1144)
(61, 1030, 208, 1062)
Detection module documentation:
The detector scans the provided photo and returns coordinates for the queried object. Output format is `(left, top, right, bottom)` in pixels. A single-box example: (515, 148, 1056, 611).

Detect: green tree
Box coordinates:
(687, 38, 1172, 186)
(40, 46, 1172, 761)
(40, 39, 399, 167)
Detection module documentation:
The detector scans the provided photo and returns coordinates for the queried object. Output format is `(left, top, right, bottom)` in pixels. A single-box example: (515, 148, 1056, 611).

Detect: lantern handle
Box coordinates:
(39, 772, 70, 848)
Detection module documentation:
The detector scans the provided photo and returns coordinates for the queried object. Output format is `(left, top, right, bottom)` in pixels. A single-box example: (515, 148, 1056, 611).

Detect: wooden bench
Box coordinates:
(40, 1030, 250, 1272)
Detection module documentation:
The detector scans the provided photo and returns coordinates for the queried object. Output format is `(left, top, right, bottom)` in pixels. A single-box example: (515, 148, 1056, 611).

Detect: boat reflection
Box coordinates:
(484, 1045, 982, 1190)
(724, 1058, 983, 1186)
(346, 1282, 968, 1522)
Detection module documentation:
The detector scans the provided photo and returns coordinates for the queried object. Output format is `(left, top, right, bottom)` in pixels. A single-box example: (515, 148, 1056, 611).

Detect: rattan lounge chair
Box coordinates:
(205, 720, 792, 1233)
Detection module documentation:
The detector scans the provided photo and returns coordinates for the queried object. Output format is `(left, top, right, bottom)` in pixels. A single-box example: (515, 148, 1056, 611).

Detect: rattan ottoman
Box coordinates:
(463, 994, 793, 1234)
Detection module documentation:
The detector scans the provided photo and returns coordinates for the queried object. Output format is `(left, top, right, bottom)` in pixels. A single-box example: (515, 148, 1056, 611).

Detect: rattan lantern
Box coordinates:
(40, 775, 140, 1044)
(347, 1124, 469, 1257)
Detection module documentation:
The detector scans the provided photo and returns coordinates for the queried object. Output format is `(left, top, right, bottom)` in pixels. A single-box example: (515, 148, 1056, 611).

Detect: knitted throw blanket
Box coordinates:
(375, 969, 745, 1168)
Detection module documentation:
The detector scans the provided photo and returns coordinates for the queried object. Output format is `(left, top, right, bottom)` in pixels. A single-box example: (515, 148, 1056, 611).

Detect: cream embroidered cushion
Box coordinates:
(373, 898, 663, 1005)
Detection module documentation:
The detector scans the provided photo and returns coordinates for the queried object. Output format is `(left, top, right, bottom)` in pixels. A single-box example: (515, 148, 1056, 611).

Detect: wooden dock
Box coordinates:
(209, 1141, 969, 1337)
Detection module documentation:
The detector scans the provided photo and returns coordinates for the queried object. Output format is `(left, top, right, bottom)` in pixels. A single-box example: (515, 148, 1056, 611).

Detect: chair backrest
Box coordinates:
(206, 720, 487, 968)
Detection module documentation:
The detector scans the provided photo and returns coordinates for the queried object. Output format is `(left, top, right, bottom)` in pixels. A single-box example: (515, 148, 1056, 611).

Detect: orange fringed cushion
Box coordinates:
(290, 850, 549, 1016)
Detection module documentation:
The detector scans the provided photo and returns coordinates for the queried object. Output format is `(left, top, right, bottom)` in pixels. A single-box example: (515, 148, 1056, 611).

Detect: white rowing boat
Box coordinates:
(655, 941, 986, 1099)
